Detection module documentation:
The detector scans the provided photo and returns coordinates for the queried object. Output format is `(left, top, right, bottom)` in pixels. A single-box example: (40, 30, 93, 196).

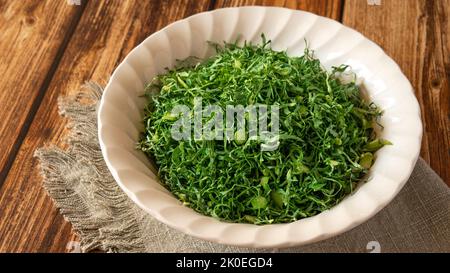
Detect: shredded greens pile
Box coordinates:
(138, 37, 391, 224)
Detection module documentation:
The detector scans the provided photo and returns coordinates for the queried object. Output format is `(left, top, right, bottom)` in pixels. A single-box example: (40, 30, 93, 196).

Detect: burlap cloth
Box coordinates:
(35, 83, 450, 253)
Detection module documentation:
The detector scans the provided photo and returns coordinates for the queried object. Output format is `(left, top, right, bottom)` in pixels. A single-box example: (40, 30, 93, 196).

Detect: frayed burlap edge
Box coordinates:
(34, 83, 146, 252)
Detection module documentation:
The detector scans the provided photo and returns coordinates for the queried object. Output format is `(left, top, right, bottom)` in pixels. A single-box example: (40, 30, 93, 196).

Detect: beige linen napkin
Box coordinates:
(35, 83, 450, 253)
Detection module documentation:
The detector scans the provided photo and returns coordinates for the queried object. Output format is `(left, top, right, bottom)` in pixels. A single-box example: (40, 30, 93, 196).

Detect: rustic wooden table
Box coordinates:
(0, 0, 448, 253)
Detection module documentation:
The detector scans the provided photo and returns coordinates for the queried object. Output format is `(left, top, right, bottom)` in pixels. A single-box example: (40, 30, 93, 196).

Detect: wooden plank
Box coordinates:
(2, 0, 448, 253)
(342, 0, 450, 184)
(0, 0, 84, 184)
(214, 0, 343, 20)
(0, 0, 211, 253)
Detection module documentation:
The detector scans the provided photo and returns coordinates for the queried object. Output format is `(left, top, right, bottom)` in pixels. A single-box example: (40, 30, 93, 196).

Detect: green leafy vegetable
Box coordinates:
(138, 36, 390, 224)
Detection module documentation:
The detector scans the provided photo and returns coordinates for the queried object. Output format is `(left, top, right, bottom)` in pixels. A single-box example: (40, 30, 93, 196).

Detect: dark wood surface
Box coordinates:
(0, 0, 448, 252)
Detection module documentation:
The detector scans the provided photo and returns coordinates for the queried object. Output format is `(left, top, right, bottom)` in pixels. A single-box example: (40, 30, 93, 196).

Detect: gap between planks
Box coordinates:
(0, 1, 88, 189)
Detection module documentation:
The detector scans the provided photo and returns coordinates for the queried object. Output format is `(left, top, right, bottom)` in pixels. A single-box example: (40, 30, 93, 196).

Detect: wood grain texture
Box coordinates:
(342, 0, 450, 184)
(0, 0, 211, 253)
(215, 0, 343, 19)
(0, 0, 84, 184)
(0, 0, 448, 253)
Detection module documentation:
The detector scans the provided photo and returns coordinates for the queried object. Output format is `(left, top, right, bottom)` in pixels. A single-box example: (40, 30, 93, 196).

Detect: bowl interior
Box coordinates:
(98, 6, 422, 248)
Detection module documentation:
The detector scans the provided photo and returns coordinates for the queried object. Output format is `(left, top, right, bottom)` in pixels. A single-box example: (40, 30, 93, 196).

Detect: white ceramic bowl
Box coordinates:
(98, 6, 422, 248)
